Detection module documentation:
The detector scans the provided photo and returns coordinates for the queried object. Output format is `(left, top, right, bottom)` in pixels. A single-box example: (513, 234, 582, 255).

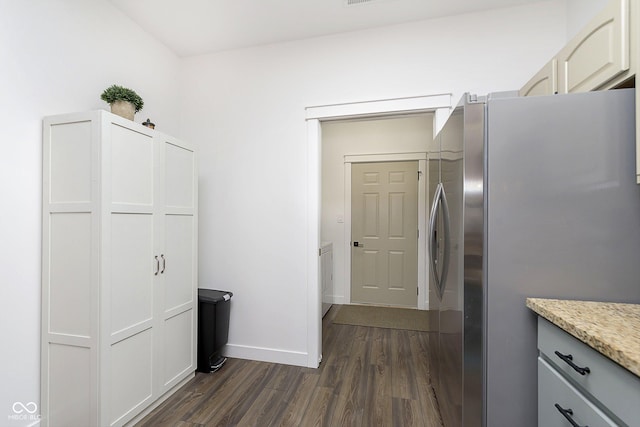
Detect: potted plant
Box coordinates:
(100, 84, 144, 120)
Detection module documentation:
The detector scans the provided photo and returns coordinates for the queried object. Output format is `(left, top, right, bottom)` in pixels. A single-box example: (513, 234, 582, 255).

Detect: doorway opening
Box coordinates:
(305, 94, 452, 368)
(320, 115, 431, 311)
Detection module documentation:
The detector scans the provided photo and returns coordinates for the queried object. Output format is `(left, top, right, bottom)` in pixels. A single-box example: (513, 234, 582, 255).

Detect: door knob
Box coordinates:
(353, 241, 363, 247)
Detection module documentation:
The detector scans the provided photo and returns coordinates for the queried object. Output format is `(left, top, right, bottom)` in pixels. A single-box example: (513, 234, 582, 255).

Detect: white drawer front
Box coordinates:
(538, 357, 618, 427)
(538, 317, 640, 426)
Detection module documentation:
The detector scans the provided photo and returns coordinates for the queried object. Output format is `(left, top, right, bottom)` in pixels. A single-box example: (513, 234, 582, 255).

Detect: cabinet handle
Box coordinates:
(554, 351, 591, 375)
(554, 403, 588, 427)
(154, 255, 159, 276)
(161, 254, 166, 274)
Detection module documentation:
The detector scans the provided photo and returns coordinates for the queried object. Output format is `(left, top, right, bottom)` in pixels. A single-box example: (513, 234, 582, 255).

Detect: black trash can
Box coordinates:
(197, 289, 233, 373)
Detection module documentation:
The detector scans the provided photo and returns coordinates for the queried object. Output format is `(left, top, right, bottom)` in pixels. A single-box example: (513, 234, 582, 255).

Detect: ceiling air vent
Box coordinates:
(345, 0, 377, 5)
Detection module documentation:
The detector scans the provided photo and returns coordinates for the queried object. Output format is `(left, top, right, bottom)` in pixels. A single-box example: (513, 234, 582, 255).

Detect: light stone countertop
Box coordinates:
(526, 298, 640, 378)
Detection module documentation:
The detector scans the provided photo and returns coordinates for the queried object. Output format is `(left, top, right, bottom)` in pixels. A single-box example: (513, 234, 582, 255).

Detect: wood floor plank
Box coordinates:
(391, 329, 419, 400)
(270, 371, 320, 427)
(392, 397, 422, 427)
(185, 361, 269, 424)
(371, 326, 391, 373)
(362, 364, 393, 427)
(409, 331, 444, 427)
(408, 330, 431, 386)
(202, 362, 276, 425)
(331, 327, 369, 426)
(263, 362, 305, 392)
(317, 324, 353, 390)
(298, 386, 337, 427)
(236, 387, 284, 426)
(135, 390, 199, 427)
(135, 305, 444, 427)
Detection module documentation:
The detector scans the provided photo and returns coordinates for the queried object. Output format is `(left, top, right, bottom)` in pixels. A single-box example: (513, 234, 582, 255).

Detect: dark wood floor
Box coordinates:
(136, 305, 443, 427)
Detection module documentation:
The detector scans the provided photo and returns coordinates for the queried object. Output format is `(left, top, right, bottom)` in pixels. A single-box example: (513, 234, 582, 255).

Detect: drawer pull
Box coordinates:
(554, 403, 588, 427)
(554, 351, 591, 375)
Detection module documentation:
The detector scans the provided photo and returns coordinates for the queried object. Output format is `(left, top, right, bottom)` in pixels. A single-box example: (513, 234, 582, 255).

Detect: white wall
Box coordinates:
(0, 1, 180, 423)
(179, 1, 568, 366)
(566, 0, 610, 39)
(321, 115, 433, 306)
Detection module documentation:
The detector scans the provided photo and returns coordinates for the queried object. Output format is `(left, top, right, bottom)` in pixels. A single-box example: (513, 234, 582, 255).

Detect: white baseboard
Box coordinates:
(328, 295, 346, 305)
(223, 343, 311, 367)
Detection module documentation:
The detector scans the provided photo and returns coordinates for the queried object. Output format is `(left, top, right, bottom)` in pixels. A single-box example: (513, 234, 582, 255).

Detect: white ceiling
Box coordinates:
(109, 0, 546, 57)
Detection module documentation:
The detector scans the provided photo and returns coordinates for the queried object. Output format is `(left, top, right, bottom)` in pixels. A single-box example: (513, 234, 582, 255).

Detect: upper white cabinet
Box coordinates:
(519, 59, 557, 97)
(521, 0, 640, 183)
(557, 0, 630, 94)
(41, 111, 198, 426)
(521, 0, 632, 96)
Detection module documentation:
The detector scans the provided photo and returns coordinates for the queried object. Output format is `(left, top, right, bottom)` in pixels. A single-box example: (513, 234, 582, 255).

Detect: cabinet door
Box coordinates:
(520, 59, 557, 97)
(156, 136, 198, 394)
(557, 0, 629, 94)
(107, 121, 157, 426)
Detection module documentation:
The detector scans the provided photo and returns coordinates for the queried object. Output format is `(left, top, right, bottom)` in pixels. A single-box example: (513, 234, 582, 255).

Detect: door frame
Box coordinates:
(305, 93, 452, 368)
(345, 154, 427, 308)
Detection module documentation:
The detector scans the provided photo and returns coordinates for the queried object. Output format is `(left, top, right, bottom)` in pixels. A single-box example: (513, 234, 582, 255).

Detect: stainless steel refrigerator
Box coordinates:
(427, 88, 640, 427)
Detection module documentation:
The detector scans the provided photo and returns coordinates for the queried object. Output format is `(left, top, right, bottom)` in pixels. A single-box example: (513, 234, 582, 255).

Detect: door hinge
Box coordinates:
(417, 287, 419, 295)
(318, 248, 321, 256)
(418, 170, 423, 180)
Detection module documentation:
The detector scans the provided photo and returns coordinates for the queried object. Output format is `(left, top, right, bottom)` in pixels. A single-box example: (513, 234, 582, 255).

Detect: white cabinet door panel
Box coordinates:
(110, 214, 154, 335)
(519, 60, 557, 97)
(110, 329, 154, 425)
(49, 213, 92, 337)
(162, 309, 194, 386)
(49, 121, 92, 204)
(164, 141, 195, 209)
(164, 215, 195, 311)
(48, 344, 92, 427)
(558, 0, 629, 93)
(110, 124, 154, 207)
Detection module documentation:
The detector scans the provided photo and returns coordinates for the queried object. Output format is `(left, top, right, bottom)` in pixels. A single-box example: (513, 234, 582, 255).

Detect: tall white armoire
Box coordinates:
(41, 111, 198, 426)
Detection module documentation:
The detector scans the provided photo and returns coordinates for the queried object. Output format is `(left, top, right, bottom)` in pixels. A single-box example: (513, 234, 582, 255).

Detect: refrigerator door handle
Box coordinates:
(428, 183, 443, 296)
(429, 182, 451, 299)
(439, 184, 451, 299)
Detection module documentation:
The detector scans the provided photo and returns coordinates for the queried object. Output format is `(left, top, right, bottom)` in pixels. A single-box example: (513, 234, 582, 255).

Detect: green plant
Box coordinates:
(100, 85, 144, 112)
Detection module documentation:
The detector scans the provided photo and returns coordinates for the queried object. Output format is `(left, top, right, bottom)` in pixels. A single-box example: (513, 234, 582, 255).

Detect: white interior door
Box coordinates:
(351, 161, 418, 307)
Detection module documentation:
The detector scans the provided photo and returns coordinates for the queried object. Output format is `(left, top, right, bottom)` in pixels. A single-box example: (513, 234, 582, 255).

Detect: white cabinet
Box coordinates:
(557, 0, 630, 94)
(537, 317, 640, 427)
(521, 0, 632, 96)
(41, 111, 198, 427)
(519, 59, 557, 97)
